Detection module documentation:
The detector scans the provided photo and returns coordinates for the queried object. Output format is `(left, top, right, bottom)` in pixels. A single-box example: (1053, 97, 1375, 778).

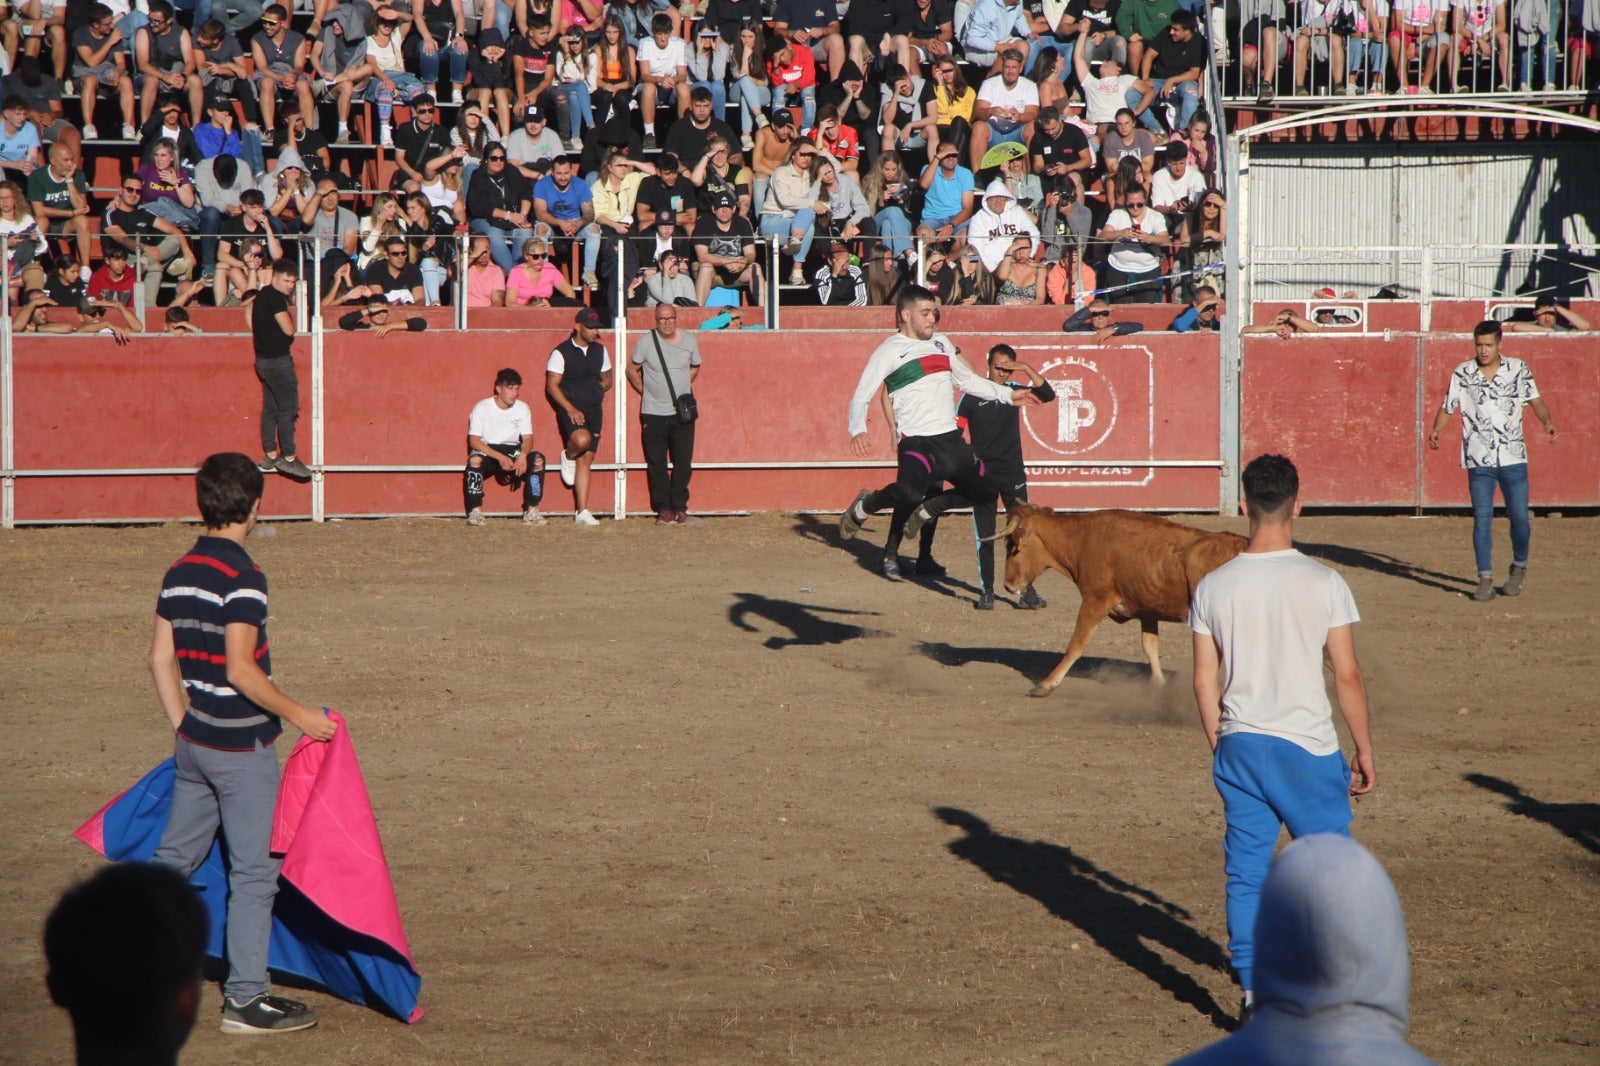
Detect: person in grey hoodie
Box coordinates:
(966, 179, 1039, 272)
(194, 153, 255, 280)
(1170, 834, 1435, 1065)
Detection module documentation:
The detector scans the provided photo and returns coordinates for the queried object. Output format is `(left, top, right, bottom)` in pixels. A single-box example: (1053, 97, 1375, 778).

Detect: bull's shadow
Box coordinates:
(791, 513, 982, 600)
(727, 592, 885, 650)
(1298, 541, 1473, 595)
(1466, 773, 1600, 860)
(918, 641, 1160, 686)
(934, 807, 1234, 1029)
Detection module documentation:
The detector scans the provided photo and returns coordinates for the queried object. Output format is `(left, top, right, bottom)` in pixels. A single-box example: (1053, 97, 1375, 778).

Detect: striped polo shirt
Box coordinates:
(156, 536, 283, 750)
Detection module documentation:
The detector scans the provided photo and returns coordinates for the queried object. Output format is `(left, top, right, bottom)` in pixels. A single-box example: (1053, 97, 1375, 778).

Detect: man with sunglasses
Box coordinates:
(1506, 296, 1592, 333)
(103, 172, 197, 306)
(337, 293, 427, 333)
(915, 143, 975, 247)
(466, 145, 535, 272)
(1167, 285, 1220, 332)
(251, 4, 315, 139)
(391, 92, 454, 193)
(364, 237, 426, 305)
(1063, 296, 1143, 340)
(133, 0, 200, 126)
(840, 286, 1041, 608)
(70, 3, 138, 140)
(1097, 186, 1168, 302)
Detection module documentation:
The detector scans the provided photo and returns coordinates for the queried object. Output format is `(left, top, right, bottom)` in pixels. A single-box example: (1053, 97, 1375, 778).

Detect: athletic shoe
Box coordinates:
(259, 129, 274, 147)
(379, 125, 394, 148)
(220, 993, 318, 1034)
(574, 509, 600, 526)
(901, 502, 936, 543)
(63, 79, 75, 96)
(79, 264, 91, 282)
(1257, 85, 1275, 105)
(467, 507, 486, 526)
(838, 489, 872, 540)
(335, 128, 352, 144)
(788, 265, 806, 286)
(582, 271, 600, 289)
(558, 449, 576, 486)
(1472, 575, 1496, 602)
(522, 507, 547, 526)
(656, 509, 677, 524)
(120, 122, 136, 139)
(1344, 81, 1360, 96)
(567, 136, 583, 151)
(1019, 585, 1047, 609)
(783, 236, 802, 256)
(1238, 996, 1254, 1026)
(451, 86, 465, 105)
(674, 511, 703, 526)
(914, 555, 946, 577)
(258, 455, 280, 472)
(643, 133, 657, 150)
(741, 133, 754, 152)
(82, 123, 99, 140)
(880, 553, 900, 578)
(275, 456, 312, 480)
(1503, 564, 1526, 597)
(974, 590, 995, 611)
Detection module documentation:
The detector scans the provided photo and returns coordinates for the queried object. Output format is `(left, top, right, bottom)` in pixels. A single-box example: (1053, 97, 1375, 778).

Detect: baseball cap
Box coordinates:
(575, 307, 603, 328)
(524, 106, 545, 124)
(655, 209, 677, 226)
(711, 192, 736, 209)
(770, 109, 795, 128)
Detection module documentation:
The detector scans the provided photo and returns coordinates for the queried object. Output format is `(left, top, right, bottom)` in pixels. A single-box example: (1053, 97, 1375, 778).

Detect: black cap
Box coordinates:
(524, 106, 545, 124)
(655, 209, 676, 226)
(575, 307, 603, 328)
(771, 109, 795, 128)
(712, 192, 736, 208)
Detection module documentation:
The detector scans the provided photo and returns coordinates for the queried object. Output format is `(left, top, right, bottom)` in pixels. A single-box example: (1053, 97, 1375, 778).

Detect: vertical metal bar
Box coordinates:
(914, 234, 925, 287)
(310, 238, 326, 522)
(1219, 137, 1247, 516)
(2, 237, 12, 528)
(455, 232, 469, 330)
(1420, 246, 1434, 332)
(613, 238, 627, 519)
(768, 234, 779, 330)
(1415, 333, 1426, 515)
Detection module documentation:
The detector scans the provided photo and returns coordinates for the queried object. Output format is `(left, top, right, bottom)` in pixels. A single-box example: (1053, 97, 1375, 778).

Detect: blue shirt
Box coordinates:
(532, 174, 592, 221)
(0, 121, 40, 163)
(923, 165, 975, 220)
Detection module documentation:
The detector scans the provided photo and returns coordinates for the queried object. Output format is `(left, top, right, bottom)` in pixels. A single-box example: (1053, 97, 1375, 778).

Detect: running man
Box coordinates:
(841, 286, 1039, 607)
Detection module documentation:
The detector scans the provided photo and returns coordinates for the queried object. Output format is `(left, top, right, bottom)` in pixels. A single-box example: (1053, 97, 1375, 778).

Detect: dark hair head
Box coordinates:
(1532, 296, 1556, 311)
(263, 3, 288, 17)
(271, 256, 299, 279)
(895, 283, 937, 325)
(412, 92, 436, 110)
(650, 11, 673, 33)
(1170, 9, 1198, 31)
(45, 864, 208, 1055)
(196, 17, 226, 39)
(988, 343, 1017, 364)
(1473, 319, 1502, 340)
(195, 452, 264, 527)
(1165, 140, 1189, 164)
(1242, 454, 1299, 516)
(148, 0, 174, 18)
(2, 94, 26, 112)
(165, 306, 190, 323)
(690, 85, 712, 104)
(210, 153, 238, 186)
(239, 188, 265, 208)
(88, 3, 114, 21)
(1115, 107, 1135, 123)
(495, 367, 523, 388)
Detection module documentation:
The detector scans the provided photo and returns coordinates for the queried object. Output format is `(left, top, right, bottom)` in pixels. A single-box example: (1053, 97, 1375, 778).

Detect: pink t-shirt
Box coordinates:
(507, 261, 563, 305)
(466, 263, 507, 307)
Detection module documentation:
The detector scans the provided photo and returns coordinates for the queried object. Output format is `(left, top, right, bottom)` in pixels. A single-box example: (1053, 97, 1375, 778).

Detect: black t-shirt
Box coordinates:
(45, 274, 88, 307)
(692, 216, 755, 265)
(364, 260, 427, 300)
(958, 381, 1055, 470)
(663, 117, 738, 169)
(104, 205, 162, 251)
(507, 35, 555, 86)
(1149, 27, 1206, 81)
(1066, 0, 1119, 34)
(221, 215, 275, 257)
(552, 337, 609, 409)
(252, 285, 294, 357)
(704, 0, 763, 43)
(697, 164, 749, 212)
(925, 263, 956, 303)
(907, 0, 954, 38)
(392, 118, 453, 174)
(1030, 124, 1090, 171)
(291, 128, 331, 174)
(637, 175, 697, 219)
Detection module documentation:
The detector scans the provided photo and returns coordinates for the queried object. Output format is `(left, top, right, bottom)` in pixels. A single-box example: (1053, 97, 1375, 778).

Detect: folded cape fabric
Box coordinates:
(73, 710, 423, 1022)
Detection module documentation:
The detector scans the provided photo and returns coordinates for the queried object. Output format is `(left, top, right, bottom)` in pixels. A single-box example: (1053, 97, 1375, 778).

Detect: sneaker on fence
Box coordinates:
(558, 449, 576, 486)
(582, 270, 600, 289)
(82, 123, 98, 139)
(522, 506, 547, 526)
(275, 456, 312, 480)
(220, 993, 318, 1035)
(574, 509, 600, 526)
(467, 507, 486, 526)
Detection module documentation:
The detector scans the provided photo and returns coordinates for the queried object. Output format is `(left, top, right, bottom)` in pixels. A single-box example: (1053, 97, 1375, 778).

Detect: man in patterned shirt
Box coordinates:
(1427, 320, 1557, 602)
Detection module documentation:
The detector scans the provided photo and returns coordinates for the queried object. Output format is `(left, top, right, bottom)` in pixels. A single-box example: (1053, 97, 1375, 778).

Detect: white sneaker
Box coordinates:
(451, 86, 464, 105)
(574, 509, 600, 526)
(79, 265, 91, 282)
(120, 122, 136, 139)
(740, 132, 754, 151)
(82, 123, 98, 139)
(582, 271, 600, 289)
(379, 124, 394, 148)
(558, 449, 576, 486)
(567, 136, 583, 151)
(63, 79, 75, 96)
(788, 265, 806, 286)
(467, 507, 486, 526)
(522, 506, 547, 526)
(1344, 81, 1360, 96)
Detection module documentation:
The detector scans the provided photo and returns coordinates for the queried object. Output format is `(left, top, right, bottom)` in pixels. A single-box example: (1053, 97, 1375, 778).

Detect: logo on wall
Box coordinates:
(1016, 348, 1155, 488)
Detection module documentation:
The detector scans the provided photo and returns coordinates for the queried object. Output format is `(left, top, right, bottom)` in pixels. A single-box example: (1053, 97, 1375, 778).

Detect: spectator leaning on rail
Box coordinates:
(1427, 319, 1557, 602)
(1506, 296, 1592, 332)
(1063, 297, 1145, 340)
(1168, 284, 1221, 331)
(339, 293, 427, 333)
(627, 302, 704, 525)
(1096, 184, 1168, 302)
(465, 367, 548, 526)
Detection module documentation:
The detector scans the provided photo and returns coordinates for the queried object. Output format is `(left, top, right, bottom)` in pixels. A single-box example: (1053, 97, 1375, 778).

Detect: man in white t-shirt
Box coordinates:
(1073, 29, 1144, 137)
(636, 13, 691, 147)
(968, 49, 1038, 171)
(464, 367, 546, 526)
(1189, 453, 1376, 1023)
(1149, 141, 1206, 228)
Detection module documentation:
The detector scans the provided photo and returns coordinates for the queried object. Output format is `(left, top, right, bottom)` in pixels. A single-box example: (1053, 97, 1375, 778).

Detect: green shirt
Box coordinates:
(27, 166, 87, 216)
(1116, 0, 1179, 40)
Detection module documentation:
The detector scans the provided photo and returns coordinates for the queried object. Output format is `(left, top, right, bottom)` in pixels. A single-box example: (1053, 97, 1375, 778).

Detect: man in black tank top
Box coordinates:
(545, 307, 615, 525)
(135, 1, 201, 126)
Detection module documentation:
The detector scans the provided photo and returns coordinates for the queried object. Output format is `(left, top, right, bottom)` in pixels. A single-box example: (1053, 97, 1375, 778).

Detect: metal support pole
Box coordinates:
(767, 235, 779, 330)
(310, 237, 325, 521)
(1420, 246, 1434, 332)
(1219, 137, 1247, 517)
(2, 236, 12, 528)
(613, 238, 628, 519)
(913, 234, 925, 287)
(455, 232, 469, 330)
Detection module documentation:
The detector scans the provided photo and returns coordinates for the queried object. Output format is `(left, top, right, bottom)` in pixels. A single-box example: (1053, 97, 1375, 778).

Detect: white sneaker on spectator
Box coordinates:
(788, 265, 805, 286)
(79, 265, 91, 282)
(451, 86, 464, 105)
(567, 136, 583, 151)
(573, 509, 600, 526)
(82, 123, 98, 139)
(582, 271, 599, 289)
(335, 127, 351, 144)
(259, 129, 274, 146)
(63, 79, 75, 95)
(379, 124, 394, 147)
(522, 506, 547, 526)
(466, 507, 486, 526)
(121, 122, 136, 139)
(1344, 81, 1360, 95)
(558, 449, 576, 486)
(740, 132, 754, 151)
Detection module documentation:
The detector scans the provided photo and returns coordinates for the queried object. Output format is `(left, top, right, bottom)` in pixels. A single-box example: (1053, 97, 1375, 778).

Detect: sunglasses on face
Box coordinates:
(1127, 201, 1146, 208)
(796, 153, 816, 161)
(416, 106, 435, 114)
(525, 252, 546, 259)
(261, 17, 281, 26)
(487, 155, 506, 162)
(122, 184, 142, 193)
(387, 250, 408, 258)
(1089, 310, 1110, 318)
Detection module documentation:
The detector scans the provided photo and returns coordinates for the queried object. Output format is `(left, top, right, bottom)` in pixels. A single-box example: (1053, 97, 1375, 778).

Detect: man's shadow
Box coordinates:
(918, 641, 1157, 686)
(727, 592, 885, 650)
(934, 807, 1235, 1029)
(791, 513, 982, 600)
(1465, 773, 1600, 859)
(1298, 541, 1474, 595)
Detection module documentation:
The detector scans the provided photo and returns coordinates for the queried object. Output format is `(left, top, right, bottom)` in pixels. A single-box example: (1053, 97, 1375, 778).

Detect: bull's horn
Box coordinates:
(979, 517, 1019, 543)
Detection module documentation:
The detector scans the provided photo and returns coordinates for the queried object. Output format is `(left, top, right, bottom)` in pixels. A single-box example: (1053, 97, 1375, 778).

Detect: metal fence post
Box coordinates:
(767, 234, 779, 329)
(2, 236, 12, 528)
(613, 237, 628, 519)
(455, 232, 469, 330)
(310, 237, 325, 522)
(1219, 137, 1248, 517)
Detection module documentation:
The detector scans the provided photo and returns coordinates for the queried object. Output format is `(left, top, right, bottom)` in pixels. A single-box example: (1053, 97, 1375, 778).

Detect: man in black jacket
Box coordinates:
(466, 146, 534, 273)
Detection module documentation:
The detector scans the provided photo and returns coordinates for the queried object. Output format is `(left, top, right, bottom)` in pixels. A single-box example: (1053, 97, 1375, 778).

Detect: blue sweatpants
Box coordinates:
(1213, 731, 1352, 992)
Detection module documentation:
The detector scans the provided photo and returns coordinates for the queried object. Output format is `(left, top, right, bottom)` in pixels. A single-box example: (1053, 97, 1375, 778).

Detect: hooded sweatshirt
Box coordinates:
(1171, 834, 1436, 1066)
(966, 178, 1039, 272)
(260, 146, 312, 202)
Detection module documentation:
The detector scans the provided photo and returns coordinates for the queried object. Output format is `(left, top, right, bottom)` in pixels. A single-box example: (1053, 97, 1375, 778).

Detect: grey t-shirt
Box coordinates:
(630, 330, 701, 417)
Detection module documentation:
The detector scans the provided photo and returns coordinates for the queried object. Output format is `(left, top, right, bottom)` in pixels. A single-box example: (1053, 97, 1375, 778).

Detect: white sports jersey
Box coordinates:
(848, 331, 1014, 439)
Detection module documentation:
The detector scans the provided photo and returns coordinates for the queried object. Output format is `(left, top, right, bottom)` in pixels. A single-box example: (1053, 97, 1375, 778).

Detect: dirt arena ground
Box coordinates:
(2, 509, 1597, 1065)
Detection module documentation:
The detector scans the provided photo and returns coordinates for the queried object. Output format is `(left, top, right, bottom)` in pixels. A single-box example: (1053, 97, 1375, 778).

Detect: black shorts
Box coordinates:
(556, 405, 604, 453)
(1241, 16, 1287, 48)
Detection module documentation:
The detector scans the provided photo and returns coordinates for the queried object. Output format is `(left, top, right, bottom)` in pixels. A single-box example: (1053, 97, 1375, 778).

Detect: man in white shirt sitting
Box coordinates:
(968, 49, 1038, 172)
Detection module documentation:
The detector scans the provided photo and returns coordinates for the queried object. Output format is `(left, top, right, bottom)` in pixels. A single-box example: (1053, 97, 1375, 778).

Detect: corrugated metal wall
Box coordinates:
(1247, 143, 1600, 300)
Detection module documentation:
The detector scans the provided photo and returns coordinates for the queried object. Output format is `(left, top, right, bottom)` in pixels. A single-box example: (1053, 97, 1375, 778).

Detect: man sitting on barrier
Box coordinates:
(465, 366, 547, 527)
(338, 293, 428, 334)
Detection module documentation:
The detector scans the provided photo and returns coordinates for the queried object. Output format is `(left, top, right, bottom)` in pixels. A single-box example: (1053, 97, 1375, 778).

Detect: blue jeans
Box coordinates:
(736, 77, 770, 135)
(418, 42, 469, 87)
(552, 81, 595, 140)
(1129, 78, 1199, 133)
(471, 217, 533, 273)
(759, 208, 816, 263)
(198, 205, 225, 274)
(419, 255, 448, 304)
(1214, 732, 1352, 993)
(493, 0, 514, 38)
(691, 79, 728, 122)
(240, 127, 265, 179)
(770, 83, 815, 131)
(1346, 38, 1388, 79)
(1468, 462, 1530, 575)
(874, 205, 912, 255)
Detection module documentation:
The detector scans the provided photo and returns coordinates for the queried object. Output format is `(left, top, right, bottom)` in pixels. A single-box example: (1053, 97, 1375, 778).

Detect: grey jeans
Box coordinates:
(152, 736, 281, 1002)
(255, 355, 299, 457)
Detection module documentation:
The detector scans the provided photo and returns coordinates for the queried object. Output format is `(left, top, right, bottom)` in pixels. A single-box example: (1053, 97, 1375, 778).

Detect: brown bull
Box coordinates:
(994, 505, 1247, 697)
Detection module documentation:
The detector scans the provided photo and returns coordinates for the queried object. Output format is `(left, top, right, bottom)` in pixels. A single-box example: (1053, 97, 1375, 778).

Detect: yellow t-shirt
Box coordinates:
(935, 85, 976, 124)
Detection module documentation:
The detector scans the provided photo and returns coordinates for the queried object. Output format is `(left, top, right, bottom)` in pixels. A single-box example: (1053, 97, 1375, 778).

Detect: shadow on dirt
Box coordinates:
(917, 641, 1159, 686)
(1299, 541, 1473, 595)
(934, 806, 1236, 1030)
(727, 592, 885, 650)
(1465, 773, 1600, 859)
(791, 513, 982, 600)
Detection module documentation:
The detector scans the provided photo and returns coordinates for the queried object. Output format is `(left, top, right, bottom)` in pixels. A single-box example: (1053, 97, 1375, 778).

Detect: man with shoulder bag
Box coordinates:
(626, 303, 703, 525)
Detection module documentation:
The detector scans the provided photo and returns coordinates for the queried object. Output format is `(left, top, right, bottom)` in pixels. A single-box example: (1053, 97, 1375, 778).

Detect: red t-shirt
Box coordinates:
(768, 47, 816, 92)
(819, 124, 860, 160)
(89, 264, 136, 306)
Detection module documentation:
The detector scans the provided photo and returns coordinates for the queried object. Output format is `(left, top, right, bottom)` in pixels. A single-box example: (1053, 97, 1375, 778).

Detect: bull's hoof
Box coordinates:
(1028, 684, 1054, 698)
